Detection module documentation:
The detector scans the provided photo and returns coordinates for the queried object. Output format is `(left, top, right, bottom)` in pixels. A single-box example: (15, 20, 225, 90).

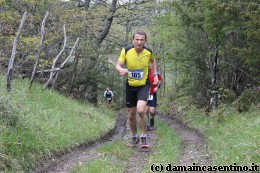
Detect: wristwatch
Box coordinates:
(153, 72, 158, 76)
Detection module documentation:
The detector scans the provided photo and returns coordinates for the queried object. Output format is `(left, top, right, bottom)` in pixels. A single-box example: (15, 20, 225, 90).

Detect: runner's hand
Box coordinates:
(119, 68, 128, 76)
(153, 75, 159, 85)
(153, 87, 158, 93)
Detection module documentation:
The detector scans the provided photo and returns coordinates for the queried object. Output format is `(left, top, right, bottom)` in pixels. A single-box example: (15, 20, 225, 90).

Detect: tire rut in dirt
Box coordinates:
(122, 118, 157, 173)
(159, 115, 212, 168)
(34, 113, 128, 173)
(33, 113, 211, 173)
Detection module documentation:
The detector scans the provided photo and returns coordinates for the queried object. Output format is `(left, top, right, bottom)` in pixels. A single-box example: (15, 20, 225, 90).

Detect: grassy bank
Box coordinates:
(157, 87, 259, 167)
(178, 105, 259, 166)
(0, 75, 115, 172)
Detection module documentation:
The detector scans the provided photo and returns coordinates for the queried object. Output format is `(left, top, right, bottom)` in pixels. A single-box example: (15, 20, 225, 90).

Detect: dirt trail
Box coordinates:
(122, 118, 157, 173)
(33, 113, 128, 173)
(159, 116, 211, 167)
(34, 112, 210, 173)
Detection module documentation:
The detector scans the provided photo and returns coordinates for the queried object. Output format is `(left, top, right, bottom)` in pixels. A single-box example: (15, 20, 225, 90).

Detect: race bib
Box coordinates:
(128, 69, 144, 80)
(148, 94, 153, 101)
(107, 97, 112, 101)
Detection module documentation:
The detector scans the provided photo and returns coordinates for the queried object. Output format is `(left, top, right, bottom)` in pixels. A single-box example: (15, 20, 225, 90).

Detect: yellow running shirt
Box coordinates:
(118, 45, 154, 86)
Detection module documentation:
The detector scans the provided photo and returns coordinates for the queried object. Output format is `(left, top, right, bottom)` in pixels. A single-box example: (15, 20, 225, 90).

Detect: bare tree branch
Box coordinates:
(43, 24, 67, 89)
(6, 11, 27, 92)
(38, 68, 61, 73)
(210, 35, 219, 110)
(29, 11, 49, 89)
(60, 38, 79, 69)
(220, 60, 260, 84)
(95, 0, 118, 47)
(52, 37, 80, 88)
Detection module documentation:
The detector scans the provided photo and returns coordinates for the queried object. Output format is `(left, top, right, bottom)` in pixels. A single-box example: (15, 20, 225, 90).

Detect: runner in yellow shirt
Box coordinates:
(115, 29, 159, 148)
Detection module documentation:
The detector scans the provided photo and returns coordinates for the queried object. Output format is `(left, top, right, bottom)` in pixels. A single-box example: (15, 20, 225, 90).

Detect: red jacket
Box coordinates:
(149, 70, 162, 94)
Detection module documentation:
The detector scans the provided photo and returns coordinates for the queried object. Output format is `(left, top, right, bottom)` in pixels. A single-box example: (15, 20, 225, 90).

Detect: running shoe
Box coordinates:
(146, 125, 151, 131)
(141, 136, 149, 148)
(128, 136, 140, 147)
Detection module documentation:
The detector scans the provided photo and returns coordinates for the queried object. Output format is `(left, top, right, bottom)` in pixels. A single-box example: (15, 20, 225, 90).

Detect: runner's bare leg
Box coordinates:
(137, 100, 147, 135)
(128, 107, 137, 135)
(149, 107, 156, 119)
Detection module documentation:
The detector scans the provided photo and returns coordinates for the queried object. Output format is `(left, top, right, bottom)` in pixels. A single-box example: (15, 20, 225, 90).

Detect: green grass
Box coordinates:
(0, 75, 115, 172)
(72, 158, 126, 173)
(73, 119, 181, 173)
(142, 119, 181, 172)
(72, 139, 133, 172)
(178, 105, 260, 166)
(95, 139, 134, 160)
(3, 73, 258, 172)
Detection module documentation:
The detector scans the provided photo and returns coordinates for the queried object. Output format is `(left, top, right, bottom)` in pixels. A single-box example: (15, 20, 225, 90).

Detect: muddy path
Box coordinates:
(33, 112, 128, 173)
(34, 112, 210, 173)
(159, 115, 211, 167)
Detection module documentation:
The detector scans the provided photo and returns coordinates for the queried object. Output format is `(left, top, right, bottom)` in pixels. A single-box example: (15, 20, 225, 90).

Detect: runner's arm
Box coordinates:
(150, 59, 159, 85)
(157, 74, 163, 88)
(115, 61, 128, 76)
(111, 92, 114, 100)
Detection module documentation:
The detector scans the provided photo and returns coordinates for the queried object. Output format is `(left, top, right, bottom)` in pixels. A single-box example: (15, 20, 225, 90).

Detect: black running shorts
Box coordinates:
(125, 80, 150, 108)
(147, 93, 157, 107)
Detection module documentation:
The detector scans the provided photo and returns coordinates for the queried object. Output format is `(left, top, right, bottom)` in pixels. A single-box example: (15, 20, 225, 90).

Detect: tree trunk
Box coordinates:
(7, 11, 27, 92)
(210, 35, 219, 110)
(89, 0, 118, 104)
(30, 11, 49, 89)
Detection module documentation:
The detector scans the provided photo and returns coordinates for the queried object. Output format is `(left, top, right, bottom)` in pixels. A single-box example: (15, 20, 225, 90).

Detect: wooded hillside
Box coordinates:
(0, 0, 259, 110)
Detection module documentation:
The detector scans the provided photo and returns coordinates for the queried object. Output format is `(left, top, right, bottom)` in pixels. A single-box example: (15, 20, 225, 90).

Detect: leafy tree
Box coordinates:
(151, 0, 259, 109)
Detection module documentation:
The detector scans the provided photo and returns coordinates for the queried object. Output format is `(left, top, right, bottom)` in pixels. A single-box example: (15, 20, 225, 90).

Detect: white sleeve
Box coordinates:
(104, 91, 106, 97)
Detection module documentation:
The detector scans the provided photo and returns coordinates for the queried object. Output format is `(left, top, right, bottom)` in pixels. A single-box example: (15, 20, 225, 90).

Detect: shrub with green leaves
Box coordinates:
(233, 89, 260, 112)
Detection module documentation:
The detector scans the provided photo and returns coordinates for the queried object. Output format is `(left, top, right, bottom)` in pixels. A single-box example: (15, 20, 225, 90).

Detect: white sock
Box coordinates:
(141, 134, 147, 138)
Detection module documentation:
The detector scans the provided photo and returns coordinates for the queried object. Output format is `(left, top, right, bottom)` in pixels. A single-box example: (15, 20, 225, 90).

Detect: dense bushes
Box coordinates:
(0, 96, 19, 127)
(233, 88, 260, 112)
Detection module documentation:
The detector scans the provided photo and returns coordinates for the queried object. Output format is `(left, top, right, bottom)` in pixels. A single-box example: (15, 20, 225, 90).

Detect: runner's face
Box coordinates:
(133, 34, 146, 51)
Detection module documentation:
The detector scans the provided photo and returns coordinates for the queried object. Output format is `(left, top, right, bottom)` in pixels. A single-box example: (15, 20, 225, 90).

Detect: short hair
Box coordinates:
(133, 30, 147, 40)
